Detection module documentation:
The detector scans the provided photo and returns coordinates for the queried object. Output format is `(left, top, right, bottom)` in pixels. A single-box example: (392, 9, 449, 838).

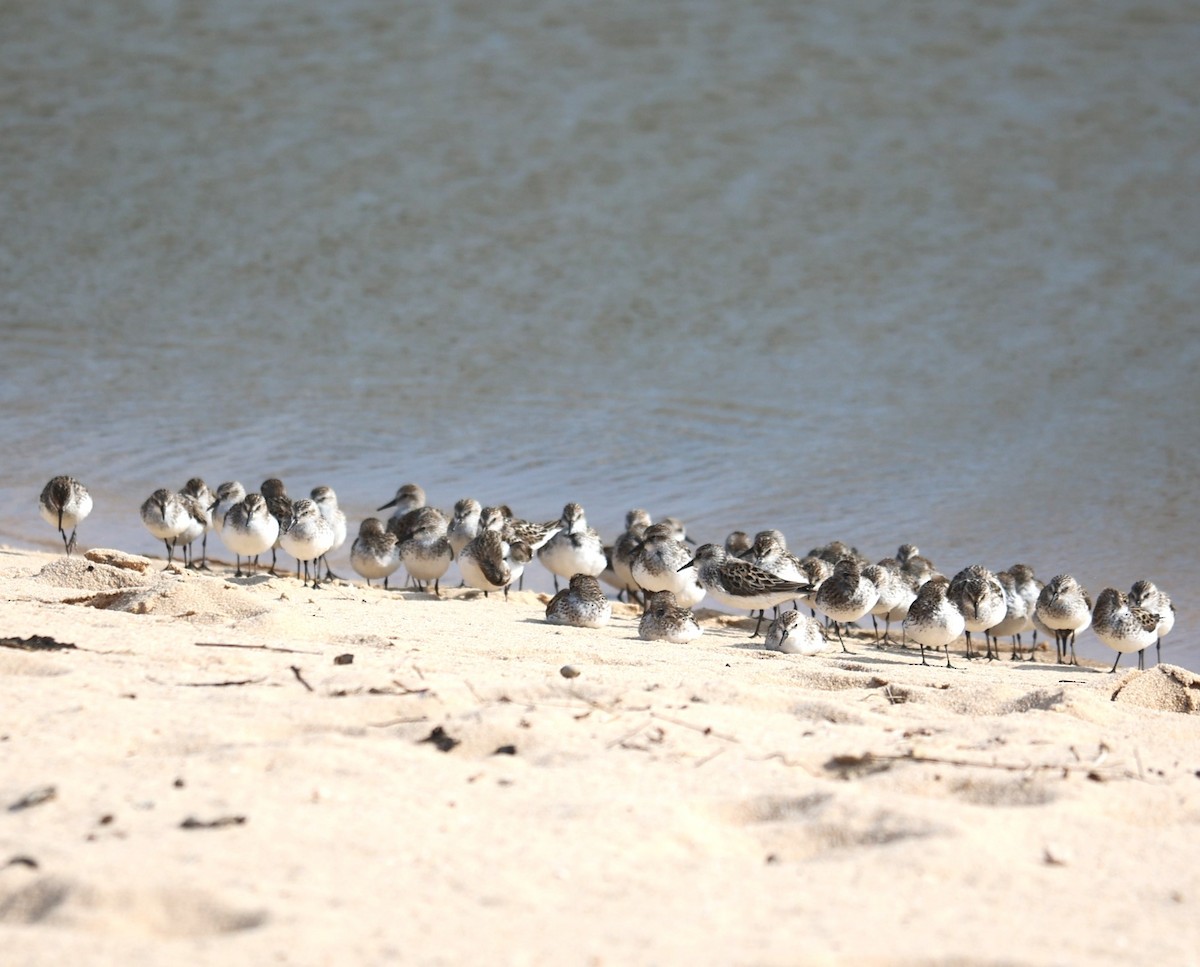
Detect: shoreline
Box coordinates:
(2, 545, 1198, 964)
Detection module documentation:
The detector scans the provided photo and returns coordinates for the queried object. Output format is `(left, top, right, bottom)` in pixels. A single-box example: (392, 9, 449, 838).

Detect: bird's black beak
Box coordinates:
(377, 499, 397, 512)
(684, 535, 696, 545)
(677, 560, 695, 572)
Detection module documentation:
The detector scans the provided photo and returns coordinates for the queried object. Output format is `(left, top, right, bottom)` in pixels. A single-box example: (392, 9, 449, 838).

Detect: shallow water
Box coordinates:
(2, 0, 1197, 669)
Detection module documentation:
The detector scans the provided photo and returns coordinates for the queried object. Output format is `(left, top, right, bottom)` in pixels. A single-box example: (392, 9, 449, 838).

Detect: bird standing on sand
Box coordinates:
(260, 479, 294, 576)
(631, 522, 706, 610)
(538, 502, 607, 591)
(903, 576, 965, 668)
(1092, 588, 1159, 673)
(947, 565, 1007, 661)
(180, 478, 213, 569)
(279, 498, 336, 588)
(1036, 574, 1092, 665)
(39, 476, 92, 556)
(812, 558, 879, 653)
(399, 508, 454, 595)
(310, 485, 348, 581)
(1127, 580, 1174, 666)
(680, 543, 813, 638)
(140, 488, 190, 568)
(219, 493, 280, 577)
(350, 518, 400, 588)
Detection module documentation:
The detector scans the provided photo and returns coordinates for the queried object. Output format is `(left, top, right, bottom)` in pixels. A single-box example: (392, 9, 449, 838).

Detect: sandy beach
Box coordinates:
(1, 544, 1198, 965)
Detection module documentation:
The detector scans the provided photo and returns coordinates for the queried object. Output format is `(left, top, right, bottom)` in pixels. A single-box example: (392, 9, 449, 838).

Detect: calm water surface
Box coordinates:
(2, 0, 1197, 669)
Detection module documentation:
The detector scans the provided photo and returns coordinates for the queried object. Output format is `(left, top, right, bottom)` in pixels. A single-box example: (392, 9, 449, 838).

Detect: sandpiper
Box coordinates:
(279, 498, 336, 588)
(631, 522, 706, 610)
(1127, 580, 1175, 666)
(1036, 574, 1092, 665)
(545, 573, 612, 628)
(680, 543, 812, 638)
(350, 517, 401, 588)
(764, 610, 828, 656)
(812, 558, 879, 653)
(903, 576, 965, 668)
(38, 476, 92, 556)
(538, 502, 607, 591)
(458, 529, 532, 600)
(139, 488, 190, 567)
(219, 493, 280, 577)
(1092, 588, 1159, 673)
(638, 590, 703, 643)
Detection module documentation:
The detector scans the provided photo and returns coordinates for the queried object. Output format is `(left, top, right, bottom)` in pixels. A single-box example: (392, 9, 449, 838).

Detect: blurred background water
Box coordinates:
(2, 0, 1197, 668)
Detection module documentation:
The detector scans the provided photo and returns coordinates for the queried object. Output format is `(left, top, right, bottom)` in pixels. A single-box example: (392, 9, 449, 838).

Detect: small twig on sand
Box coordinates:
(366, 716, 430, 728)
(170, 678, 268, 688)
(8, 787, 56, 812)
(650, 711, 739, 743)
(607, 720, 654, 749)
(290, 665, 314, 692)
(195, 642, 322, 655)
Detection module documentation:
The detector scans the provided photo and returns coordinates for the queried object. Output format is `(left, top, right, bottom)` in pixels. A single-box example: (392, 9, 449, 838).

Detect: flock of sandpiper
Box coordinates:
(36, 475, 1176, 672)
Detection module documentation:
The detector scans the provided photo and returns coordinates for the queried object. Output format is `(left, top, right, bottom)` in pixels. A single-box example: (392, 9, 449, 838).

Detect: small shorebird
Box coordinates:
(260, 478, 294, 576)
(210, 481, 246, 538)
(172, 490, 211, 570)
(631, 522, 706, 610)
(1008, 563, 1043, 658)
(680, 543, 813, 638)
(1092, 588, 1159, 673)
(796, 556, 833, 616)
(896, 544, 936, 585)
(447, 498, 483, 560)
(180, 478, 213, 568)
(903, 576, 965, 667)
(724, 530, 753, 559)
(310, 485, 348, 581)
(399, 508, 453, 595)
(751, 532, 810, 603)
(219, 493, 280, 577)
(638, 590, 703, 642)
(538, 502, 607, 591)
(140, 488, 190, 567)
(1036, 574, 1092, 665)
(39, 476, 92, 555)
(862, 562, 915, 646)
(812, 558, 879, 653)
(988, 570, 1032, 661)
(1127, 580, 1175, 665)
(810, 540, 868, 568)
(378, 483, 427, 540)
(545, 573, 612, 628)
(764, 610, 828, 656)
(605, 508, 652, 603)
(279, 498, 336, 588)
(458, 529, 532, 600)
(498, 510, 561, 552)
(350, 518, 401, 588)
(947, 565, 1007, 660)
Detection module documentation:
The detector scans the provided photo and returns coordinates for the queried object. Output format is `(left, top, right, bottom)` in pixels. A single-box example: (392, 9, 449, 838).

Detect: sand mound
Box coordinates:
(0, 872, 266, 936)
(34, 557, 152, 593)
(31, 556, 272, 622)
(1111, 664, 1200, 714)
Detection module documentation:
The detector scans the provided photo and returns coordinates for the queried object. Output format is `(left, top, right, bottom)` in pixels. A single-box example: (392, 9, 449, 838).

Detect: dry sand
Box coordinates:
(1, 545, 1198, 965)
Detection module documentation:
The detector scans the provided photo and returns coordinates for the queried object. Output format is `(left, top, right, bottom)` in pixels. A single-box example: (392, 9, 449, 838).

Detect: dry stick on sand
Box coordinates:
(195, 641, 322, 655)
